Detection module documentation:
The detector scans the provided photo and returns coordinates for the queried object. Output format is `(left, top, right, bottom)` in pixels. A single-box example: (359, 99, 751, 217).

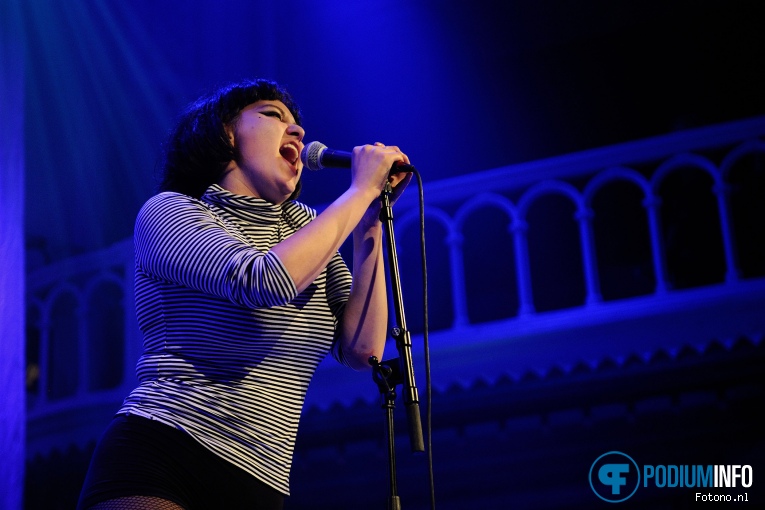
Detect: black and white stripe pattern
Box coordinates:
(119, 184, 352, 495)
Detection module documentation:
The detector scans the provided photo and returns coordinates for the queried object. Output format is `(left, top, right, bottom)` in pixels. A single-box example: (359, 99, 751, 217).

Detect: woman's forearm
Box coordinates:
(337, 221, 389, 370)
(270, 185, 378, 293)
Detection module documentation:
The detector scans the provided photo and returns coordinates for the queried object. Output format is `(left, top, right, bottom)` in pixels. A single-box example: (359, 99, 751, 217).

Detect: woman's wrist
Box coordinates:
(355, 216, 382, 235)
(348, 181, 384, 206)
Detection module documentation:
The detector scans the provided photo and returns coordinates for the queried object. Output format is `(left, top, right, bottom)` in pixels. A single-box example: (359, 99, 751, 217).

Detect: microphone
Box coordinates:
(301, 141, 414, 173)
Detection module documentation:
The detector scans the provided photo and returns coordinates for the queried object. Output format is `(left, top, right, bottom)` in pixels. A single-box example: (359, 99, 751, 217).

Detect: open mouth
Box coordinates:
(279, 143, 300, 166)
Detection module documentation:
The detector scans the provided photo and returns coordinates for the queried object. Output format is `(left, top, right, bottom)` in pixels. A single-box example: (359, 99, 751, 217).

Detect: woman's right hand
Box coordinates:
(350, 143, 410, 200)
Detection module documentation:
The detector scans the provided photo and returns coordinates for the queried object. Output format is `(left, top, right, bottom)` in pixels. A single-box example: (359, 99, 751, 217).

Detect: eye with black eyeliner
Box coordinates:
(260, 109, 283, 120)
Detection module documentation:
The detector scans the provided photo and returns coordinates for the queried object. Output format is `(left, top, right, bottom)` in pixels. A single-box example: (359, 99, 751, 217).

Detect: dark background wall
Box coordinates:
(19, 0, 765, 264)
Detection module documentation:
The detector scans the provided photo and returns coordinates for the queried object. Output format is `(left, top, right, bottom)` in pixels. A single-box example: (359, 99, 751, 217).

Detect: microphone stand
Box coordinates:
(369, 181, 425, 510)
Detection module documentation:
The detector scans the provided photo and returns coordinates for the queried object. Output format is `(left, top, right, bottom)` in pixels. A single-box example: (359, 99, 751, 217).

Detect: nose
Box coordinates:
(288, 123, 305, 142)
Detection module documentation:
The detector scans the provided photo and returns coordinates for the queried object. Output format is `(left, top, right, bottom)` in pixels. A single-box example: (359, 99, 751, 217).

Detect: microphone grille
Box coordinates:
(301, 141, 327, 171)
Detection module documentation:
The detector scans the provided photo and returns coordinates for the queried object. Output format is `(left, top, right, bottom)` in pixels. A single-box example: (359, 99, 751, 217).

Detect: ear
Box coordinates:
(224, 124, 235, 146)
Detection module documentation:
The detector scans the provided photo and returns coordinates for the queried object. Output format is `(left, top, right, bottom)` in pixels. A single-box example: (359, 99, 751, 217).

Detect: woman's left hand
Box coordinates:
(388, 168, 413, 205)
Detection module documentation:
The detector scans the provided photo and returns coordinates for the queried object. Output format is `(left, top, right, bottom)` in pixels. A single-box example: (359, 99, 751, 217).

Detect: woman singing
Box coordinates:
(78, 78, 411, 510)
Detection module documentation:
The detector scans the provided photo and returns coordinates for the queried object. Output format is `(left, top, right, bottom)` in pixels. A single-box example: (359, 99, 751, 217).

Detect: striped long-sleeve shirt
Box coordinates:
(118, 184, 352, 495)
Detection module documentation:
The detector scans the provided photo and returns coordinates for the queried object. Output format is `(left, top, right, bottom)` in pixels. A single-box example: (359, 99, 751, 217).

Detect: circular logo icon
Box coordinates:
(589, 451, 640, 503)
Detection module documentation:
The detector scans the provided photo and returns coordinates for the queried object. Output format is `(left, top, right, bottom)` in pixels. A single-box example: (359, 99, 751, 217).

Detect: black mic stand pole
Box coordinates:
(369, 180, 425, 510)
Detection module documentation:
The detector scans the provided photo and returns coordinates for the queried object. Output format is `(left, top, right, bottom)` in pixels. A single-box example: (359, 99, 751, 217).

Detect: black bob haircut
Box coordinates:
(159, 79, 303, 200)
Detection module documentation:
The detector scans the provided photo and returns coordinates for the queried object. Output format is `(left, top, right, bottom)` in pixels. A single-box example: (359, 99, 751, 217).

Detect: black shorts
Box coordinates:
(77, 414, 285, 510)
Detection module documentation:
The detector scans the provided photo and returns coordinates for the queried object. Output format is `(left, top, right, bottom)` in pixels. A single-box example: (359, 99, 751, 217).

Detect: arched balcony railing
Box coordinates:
(26, 238, 136, 452)
(392, 123, 765, 331)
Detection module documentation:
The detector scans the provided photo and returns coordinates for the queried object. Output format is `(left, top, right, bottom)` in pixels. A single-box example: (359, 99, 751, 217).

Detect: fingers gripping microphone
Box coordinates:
(301, 141, 414, 173)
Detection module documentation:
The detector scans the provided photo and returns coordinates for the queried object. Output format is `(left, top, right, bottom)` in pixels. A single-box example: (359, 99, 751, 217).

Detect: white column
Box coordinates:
(448, 230, 468, 328)
(576, 206, 602, 305)
(0, 0, 26, 508)
(644, 194, 669, 294)
(713, 181, 740, 283)
(512, 218, 535, 315)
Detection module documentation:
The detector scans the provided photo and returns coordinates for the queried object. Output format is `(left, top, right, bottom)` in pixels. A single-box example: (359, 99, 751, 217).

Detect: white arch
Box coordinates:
(41, 282, 82, 319)
(720, 139, 765, 180)
(583, 166, 651, 205)
(453, 192, 517, 231)
(517, 180, 584, 218)
(396, 205, 454, 239)
(651, 152, 721, 191)
(82, 270, 124, 302)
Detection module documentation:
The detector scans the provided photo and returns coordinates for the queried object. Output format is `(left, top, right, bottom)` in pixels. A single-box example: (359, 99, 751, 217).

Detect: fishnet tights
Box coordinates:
(88, 496, 186, 510)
